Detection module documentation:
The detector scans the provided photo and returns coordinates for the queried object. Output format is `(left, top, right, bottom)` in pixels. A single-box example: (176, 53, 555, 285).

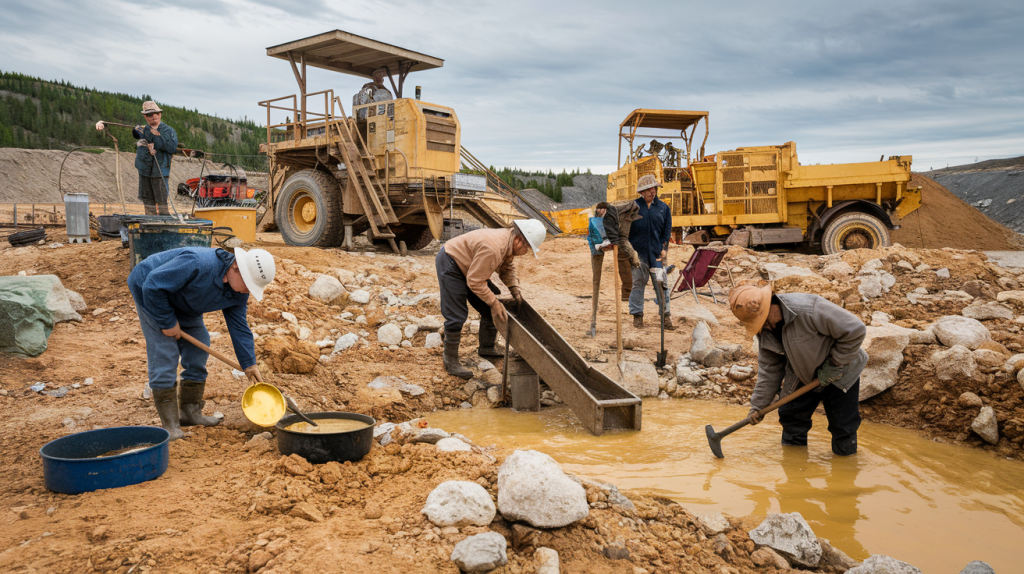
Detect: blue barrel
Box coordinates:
(125, 217, 215, 270)
(39, 426, 170, 494)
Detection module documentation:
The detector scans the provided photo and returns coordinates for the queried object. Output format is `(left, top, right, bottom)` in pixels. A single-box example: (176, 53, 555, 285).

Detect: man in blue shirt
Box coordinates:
(128, 247, 276, 440)
(133, 101, 178, 215)
(627, 174, 675, 330)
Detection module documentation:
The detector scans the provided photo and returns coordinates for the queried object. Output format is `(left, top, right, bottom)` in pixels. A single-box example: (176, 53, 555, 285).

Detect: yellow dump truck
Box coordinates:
(607, 109, 922, 254)
(258, 30, 558, 252)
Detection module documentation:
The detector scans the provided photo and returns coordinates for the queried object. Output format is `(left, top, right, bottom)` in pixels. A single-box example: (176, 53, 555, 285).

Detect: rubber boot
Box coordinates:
(152, 385, 185, 441)
(443, 333, 473, 379)
(633, 314, 644, 328)
(178, 380, 222, 427)
(477, 324, 505, 358)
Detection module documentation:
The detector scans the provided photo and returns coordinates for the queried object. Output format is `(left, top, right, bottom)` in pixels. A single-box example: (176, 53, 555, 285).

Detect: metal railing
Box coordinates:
(459, 148, 562, 235)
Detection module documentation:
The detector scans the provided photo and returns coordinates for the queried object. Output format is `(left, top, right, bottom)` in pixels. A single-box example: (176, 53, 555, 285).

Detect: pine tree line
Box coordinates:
(0, 71, 266, 170)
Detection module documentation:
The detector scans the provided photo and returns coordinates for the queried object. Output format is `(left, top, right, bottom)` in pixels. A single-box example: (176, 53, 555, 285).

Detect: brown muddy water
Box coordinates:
(428, 400, 1024, 573)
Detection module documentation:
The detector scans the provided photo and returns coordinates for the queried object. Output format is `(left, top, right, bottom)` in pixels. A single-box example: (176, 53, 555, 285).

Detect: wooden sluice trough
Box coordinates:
(498, 300, 642, 436)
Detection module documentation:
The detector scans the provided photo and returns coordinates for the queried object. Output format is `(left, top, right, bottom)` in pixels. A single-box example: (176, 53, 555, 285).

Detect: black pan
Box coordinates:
(275, 412, 376, 464)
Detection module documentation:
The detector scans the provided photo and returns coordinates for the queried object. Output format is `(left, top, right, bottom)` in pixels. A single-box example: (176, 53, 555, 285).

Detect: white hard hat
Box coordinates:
(234, 247, 276, 301)
(513, 219, 547, 258)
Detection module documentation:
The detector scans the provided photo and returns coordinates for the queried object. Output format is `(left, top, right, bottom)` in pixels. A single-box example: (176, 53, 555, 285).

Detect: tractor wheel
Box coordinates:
(821, 212, 890, 255)
(275, 170, 342, 247)
(393, 224, 435, 251)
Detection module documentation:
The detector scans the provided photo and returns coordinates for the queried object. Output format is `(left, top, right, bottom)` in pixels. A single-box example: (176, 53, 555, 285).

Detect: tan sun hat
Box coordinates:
(636, 174, 661, 193)
(141, 101, 163, 115)
(729, 283, 773, 337)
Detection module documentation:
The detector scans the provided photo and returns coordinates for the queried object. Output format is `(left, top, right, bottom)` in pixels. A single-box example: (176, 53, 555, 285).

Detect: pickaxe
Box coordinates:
(705, 379, 820, 458)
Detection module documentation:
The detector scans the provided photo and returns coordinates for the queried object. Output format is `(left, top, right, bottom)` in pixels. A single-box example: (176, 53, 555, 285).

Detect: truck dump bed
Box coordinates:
(501, 300, 642, 435)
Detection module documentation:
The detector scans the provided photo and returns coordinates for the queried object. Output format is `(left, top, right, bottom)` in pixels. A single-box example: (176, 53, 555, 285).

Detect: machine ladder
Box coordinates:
(330, 99, 398, 241)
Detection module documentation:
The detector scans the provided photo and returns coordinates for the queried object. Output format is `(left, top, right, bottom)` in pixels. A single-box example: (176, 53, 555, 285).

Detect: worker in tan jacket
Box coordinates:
(435, 220, 547, 378)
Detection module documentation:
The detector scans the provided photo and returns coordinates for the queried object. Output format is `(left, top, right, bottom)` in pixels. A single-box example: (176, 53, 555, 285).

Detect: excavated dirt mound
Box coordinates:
(891, 173, 1023, 250)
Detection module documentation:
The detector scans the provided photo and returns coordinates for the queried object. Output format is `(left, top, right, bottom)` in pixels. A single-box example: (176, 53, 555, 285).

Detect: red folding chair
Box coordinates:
(671, 242, 734, 305)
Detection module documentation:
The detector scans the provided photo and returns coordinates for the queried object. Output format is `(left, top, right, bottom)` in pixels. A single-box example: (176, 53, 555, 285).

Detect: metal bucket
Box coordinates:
(64, 193, 91, 244)
(39, 426, 170, 494)
(125, 217, 214, 270)
(275, 412, 376, 464)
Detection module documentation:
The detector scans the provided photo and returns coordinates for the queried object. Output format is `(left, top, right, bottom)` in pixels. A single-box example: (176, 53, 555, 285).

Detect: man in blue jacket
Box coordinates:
(133, 101, 178, 215)
(627, 174, 674, 329)
(128, 246, 276, 440)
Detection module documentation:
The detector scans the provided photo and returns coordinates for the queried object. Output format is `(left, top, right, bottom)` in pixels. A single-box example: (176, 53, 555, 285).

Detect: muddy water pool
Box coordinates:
(428, 400, 1024, 573)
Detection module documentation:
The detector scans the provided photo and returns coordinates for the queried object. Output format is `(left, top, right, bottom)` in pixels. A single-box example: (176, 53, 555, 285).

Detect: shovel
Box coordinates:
(705, 379, 820, 458)
(641, 262, 669, 368)
(177, 331, 317, 427)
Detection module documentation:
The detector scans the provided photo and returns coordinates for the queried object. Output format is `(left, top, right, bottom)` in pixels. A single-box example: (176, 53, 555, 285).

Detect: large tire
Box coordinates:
(275, 170, 342, 247)
(394, 224, 434, 251)
(821, 212, 890, 255)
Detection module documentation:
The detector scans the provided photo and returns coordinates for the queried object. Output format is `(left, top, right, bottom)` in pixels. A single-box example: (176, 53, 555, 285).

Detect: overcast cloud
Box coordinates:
(1, 0, 1021, 173)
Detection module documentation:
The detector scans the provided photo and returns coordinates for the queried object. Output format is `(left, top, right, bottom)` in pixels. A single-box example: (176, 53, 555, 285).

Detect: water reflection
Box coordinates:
(428, 399, 1024, 573)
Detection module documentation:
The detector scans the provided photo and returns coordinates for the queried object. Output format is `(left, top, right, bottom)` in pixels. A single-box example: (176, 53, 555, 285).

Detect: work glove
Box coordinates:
(817, 360, 846, 387)
(509, 285, 523, 306)
(748, 408, 763, 425)
(629, 252, 641, 269)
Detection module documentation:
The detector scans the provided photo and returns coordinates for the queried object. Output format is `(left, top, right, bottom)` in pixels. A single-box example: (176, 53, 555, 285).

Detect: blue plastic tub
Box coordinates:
(125, 217, 214, 270)
(39, 426, 170, 494)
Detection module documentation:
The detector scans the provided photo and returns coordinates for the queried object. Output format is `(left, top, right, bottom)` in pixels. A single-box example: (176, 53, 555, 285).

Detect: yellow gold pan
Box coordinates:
(177, 332, 316, 427)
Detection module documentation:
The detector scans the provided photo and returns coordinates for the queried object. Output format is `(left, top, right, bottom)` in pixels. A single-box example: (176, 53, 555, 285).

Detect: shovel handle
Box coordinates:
(178, 331, 244, 373)
(718, 379, 821, 439)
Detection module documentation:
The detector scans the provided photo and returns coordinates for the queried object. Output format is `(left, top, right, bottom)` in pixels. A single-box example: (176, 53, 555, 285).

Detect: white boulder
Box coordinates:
(424, 332, 442, 348)
(331, 333, 359, 354)
(618, 361, 660, 397)
(846, 554, 922, 574)
(748, 512, 822, 567)
(761, 263, 821, 281)
(350, 290, 371, 305)
(859, 326, 911, 401)
(971, 406, 999, 445)
(931, 316, 991, 349)
(436, 437, 473, 452)
(308, 275, 346, 303)
(377, 324, 403, 346)
(416, 315, 445, 330)
(931, 345, 977, 381)
(450, 531, 508, 572)
(962, 303, 1014, 321)
(404, 324, 419, 339)
(534, 548, 559, 574)
(497, 450, 588, 528)
(421, 481, 496, 527)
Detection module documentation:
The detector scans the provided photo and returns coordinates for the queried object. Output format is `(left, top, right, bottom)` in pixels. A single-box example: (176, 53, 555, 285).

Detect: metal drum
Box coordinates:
(64, 193, 91, 244)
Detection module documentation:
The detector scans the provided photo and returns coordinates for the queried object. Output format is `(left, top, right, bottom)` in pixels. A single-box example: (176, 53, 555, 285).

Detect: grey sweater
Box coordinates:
(750, 293, 867, 411)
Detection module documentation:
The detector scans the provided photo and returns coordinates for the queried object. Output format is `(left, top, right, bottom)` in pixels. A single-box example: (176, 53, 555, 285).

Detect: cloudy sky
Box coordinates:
(2, 0, 1021, 173)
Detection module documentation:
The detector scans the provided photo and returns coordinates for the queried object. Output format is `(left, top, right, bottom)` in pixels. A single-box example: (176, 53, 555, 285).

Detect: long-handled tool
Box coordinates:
(641, 261, 669, 368)
(177, 331, 317, 427)
(612, 245, 624, 371)
(705, 379, 820, 458)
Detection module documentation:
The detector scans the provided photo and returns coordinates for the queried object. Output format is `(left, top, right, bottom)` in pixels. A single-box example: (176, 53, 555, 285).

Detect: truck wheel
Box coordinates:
(275, 170, 342, 247)
(821, 212, 890, 255)
(393, 224, 435, 250)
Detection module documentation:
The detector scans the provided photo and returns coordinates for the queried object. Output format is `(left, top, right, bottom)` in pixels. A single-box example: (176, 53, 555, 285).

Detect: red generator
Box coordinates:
(179, 170, 257, 207)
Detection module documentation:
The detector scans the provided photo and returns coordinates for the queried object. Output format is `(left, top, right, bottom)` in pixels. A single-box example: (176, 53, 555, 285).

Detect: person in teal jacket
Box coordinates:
(133, 101, 178, 215)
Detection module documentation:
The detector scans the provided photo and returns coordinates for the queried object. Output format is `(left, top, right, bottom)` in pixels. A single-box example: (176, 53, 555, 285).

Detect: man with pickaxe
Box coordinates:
(729, 283, 867, 455)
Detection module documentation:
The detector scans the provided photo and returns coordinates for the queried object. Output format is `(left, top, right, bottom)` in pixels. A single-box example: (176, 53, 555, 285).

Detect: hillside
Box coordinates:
(922, 156, 1024, 233)
(0, 71, 265, 170)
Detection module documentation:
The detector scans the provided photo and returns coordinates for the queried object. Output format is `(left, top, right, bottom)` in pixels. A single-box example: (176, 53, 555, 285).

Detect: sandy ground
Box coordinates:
(2, 230, 1024, 572)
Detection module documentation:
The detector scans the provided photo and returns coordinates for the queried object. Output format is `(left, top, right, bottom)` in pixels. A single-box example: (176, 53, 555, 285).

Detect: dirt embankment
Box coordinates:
(0, 148, 267, 205)
(890, 173, 1024, 250)
(1, 233, 1023, 572)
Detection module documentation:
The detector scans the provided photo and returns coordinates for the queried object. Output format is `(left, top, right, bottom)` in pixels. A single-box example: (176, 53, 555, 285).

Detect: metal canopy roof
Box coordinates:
(620, 109, 709, 132)
(267, 30, 444, 79)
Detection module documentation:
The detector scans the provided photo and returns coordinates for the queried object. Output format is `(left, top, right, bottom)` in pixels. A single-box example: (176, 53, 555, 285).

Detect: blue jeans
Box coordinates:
(628, 266, 670, 317)
(134, 302, 210, 390)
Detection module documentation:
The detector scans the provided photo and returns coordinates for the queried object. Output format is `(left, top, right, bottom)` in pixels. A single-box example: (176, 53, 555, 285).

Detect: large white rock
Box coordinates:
(962, 303, 1015, 321)
(931, 345, 977, 381)
(996, 290, 1024, 305)
(846, 554, 922, 574)
(436, 437, 473, 452)
(350, 289, 371, 305)
(859, 326, 910, 401)
(761, 263, 821, 281)
(404, 324, 419, 339)
(331, 268, 355, 284)
(34, 275, 82, 323)
(421, 481, 496, 527)
(748, 512, 822, 567)
(618, 361, 660, 397)
(497, 450, 588, 528)
(450, 531, 508, 572)
(931, 316, 991, 349)
(416, 315, 445, 330)
(971, 406, 999, 445)
(424, 332, 442, 348)
(308, 275, 346, 303)
(696, 511, 730, 534)
(690, 321, 724, 367)
(331, 333, 359, 355)
(534, 547, 559, 574)
(820, 261, 855, 279)
(377, 324, 403, 346)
